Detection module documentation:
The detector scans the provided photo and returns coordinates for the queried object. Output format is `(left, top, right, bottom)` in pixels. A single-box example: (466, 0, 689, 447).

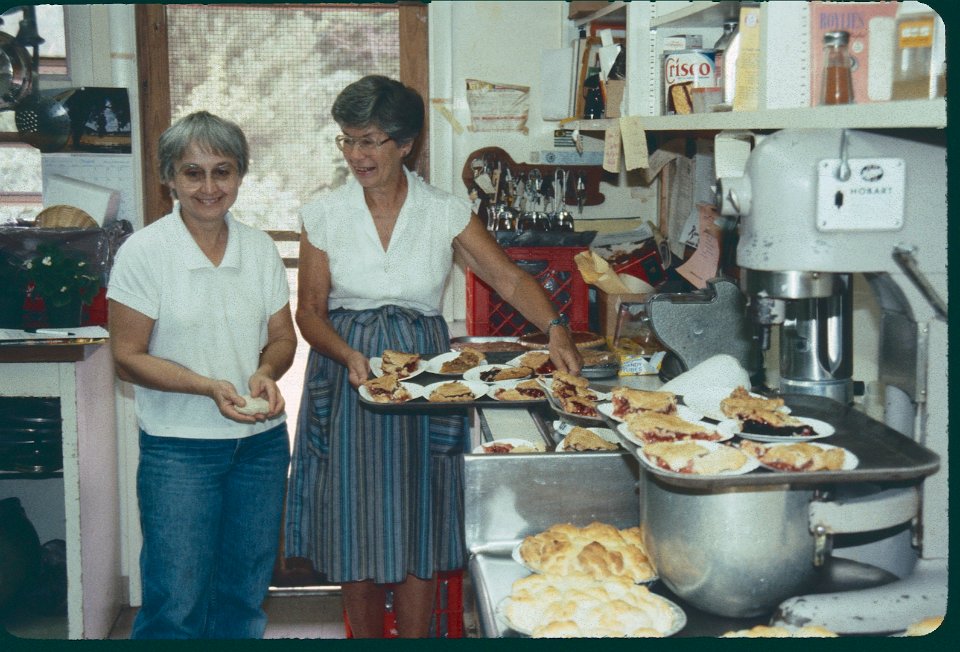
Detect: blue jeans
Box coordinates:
(131, 424, 290, 639)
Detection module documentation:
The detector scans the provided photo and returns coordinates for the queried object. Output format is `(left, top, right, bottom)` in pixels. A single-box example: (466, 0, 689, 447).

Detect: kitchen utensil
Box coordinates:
(0, 31, 33, 110)
(13, 7, 70, 152)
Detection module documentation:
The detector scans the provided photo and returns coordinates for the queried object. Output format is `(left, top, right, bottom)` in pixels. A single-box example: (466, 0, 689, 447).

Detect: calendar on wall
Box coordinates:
(41, 153, 139, 226)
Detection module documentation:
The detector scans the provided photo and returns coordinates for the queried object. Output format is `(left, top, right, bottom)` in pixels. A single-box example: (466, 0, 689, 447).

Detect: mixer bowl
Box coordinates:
(641, 473, 823, 618)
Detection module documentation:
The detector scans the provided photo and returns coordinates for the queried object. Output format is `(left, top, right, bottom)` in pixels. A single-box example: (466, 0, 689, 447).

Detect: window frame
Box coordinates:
(134, 2, 429, 265)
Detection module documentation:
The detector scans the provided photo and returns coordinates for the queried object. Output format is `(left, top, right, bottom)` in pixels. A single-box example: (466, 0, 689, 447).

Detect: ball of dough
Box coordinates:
(235, 395, 270, 415)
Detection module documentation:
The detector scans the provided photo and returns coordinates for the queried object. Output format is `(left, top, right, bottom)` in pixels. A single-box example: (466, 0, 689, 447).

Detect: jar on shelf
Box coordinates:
(891, 12, 939, 101)
(821, 31, 854, 105)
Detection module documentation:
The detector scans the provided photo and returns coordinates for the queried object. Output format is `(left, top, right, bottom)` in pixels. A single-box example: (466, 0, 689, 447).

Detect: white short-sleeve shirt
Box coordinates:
(107, 208, 290, 439)
(300, 167, 472, 315)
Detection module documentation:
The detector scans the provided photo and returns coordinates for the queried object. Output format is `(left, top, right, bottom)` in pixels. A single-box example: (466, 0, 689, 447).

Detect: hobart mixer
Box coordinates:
(715, 128, 948, 634)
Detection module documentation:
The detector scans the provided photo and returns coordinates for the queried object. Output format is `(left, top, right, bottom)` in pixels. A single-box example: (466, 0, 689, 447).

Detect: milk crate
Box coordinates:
(466, 246, 589, 336)
(343, 569, 464, 638)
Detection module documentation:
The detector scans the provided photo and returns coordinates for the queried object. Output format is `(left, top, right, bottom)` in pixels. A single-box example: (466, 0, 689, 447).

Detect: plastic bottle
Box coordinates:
(821, 31, 854, 105)
(719, 19, 741, 107)
(713, 19, 739, 96)
(891, 12, 938, 100)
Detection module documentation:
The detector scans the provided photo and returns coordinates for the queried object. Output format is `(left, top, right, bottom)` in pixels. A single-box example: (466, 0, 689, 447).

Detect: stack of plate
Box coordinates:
(0, 398, 63, 473)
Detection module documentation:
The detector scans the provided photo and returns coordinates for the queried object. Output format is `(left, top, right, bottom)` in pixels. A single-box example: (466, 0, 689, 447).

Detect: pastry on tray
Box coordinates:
(518, 522, 655, 583)
(559, 394, 600, 418)
(519, 351, 556, 375)
(362, 373, 412, 404)
(562, 427, 619, 452)
(481, 440, 545, 454)
(611, 387, 677, 419)
(438, 347, 484, 374)
(720, 624, 838, 638)
(380, 349, 421, 377)
(623, 411, 721, 444)
(550, 371, 592, 398)
(642, 441, 747, 475)
(479, 365, 534, 382)
(740, 441, 845, 472)
(494, 379, 546, 401)
(427, 381, 474, 403)
(720, 386, 816, 437)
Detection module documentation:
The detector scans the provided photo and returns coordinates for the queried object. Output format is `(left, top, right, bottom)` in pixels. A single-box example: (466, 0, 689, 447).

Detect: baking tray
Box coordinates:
(604, 394, 940, 489)
(358, 352, 549, 411)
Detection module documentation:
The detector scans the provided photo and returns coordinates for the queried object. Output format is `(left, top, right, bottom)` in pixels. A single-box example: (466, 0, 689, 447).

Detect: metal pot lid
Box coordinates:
(0, 31, 33, 110)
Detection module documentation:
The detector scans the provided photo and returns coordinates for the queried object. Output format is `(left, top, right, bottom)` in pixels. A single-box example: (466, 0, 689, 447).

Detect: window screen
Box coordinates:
(166, 5, 400, 233)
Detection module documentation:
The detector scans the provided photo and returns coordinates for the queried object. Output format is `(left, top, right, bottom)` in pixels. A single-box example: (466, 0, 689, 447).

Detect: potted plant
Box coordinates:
(23, 242, 101, 328)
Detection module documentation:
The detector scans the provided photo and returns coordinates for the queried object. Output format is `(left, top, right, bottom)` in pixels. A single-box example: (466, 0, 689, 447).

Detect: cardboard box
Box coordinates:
(568, 2, 609, 20)
(597, 289, 650, 342)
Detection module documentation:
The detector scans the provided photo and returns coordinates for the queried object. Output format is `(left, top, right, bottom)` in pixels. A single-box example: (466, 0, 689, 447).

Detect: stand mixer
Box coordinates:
(716, 128, 948, 633)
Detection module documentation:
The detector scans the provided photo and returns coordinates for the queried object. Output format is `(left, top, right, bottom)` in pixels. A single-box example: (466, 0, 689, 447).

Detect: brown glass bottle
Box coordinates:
(821, 31, 854, 105)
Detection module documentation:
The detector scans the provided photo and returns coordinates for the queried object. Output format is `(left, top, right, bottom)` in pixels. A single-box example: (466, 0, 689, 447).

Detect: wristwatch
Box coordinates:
(547, 313, 570, 335)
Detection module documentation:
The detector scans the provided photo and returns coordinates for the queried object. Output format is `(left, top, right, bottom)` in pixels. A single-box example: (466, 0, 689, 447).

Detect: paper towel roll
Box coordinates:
(660, 354, 751, 395)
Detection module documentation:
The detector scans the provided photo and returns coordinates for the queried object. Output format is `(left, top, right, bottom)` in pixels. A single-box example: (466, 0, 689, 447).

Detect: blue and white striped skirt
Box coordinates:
(284, 305, 468, 584)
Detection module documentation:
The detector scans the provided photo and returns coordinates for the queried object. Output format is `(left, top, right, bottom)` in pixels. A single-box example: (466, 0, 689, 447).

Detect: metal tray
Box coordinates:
(605, 394, 940, 489)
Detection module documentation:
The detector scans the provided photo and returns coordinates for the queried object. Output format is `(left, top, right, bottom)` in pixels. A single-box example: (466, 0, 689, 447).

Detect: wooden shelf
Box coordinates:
(565, 98, 946, 133)
(0, 341, 107, 363)
(651, 1, 742, 29)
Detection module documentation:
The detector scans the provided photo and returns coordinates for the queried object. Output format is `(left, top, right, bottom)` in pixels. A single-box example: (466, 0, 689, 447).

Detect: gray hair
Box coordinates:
(158, 111, 249, 185)
(331, 75, 424, 145)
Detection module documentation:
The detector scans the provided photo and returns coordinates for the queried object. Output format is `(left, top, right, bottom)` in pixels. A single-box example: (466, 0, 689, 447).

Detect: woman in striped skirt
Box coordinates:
(285, 76, 581, 638)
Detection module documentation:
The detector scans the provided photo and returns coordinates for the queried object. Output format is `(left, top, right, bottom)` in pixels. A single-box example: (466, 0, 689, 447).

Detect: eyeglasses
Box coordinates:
(335, 135, 393, 154)
(175, 164, 239, 189)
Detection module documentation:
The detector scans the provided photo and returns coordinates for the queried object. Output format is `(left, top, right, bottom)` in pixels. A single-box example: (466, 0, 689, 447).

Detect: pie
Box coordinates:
(611, 387, 677, 419)
(904, 616, 944, 636)
(642, 441, 747, 475)
(551, 371, 591, 398)
(481, 440, 545, 454)
(623, 411, 721, 444)
(562, 427, 619, 452)
(519, 351, 556, 375)
(362, 373, 412, 404)
(519, 330, 606, 350)
(559, 394, 599, 418)
(427, 381, 475, 403)
(504, 572, 677, 638)
(740, 441, 845, 472)
(438, 347, 484, 374)
(380, 349, 421, 378)
(720, 386, 816, 437)
(494, 379, 546, 401)
(518, 522, 656, 583)
(479, 365, 534, 382)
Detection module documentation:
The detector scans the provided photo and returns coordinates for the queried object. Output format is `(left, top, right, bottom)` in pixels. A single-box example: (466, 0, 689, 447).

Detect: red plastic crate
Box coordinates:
(343, 569, 464, 638)
(466, 246, 589, 336)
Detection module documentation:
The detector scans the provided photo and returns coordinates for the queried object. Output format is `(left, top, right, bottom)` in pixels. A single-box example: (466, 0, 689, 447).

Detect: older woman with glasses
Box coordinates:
(285, 76, 581, 638)
(107, 111, 297, 639)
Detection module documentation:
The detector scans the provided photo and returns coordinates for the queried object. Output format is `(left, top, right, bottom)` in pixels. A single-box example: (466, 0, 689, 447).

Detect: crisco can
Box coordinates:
(663, 49, 717, 114)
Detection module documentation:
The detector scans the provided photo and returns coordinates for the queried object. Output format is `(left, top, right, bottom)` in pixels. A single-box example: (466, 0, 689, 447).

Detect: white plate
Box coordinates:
(616, 416, 733, 447)
(505, 350, 554, 375)
(682, 386, 791, 422)
(420, 380, 488, 403)
(510, 541, 657, 584)
(720, 416, 836, 442)
(471, 438, 546, 454)
(557, 426, 621, 452)
(369, 356, 426, 380)
(597, 401, 702, 425)
(464, 364, 533, 383)
(357, 381, 424, 404)
(486, 379, 548, 401)
(422, 350, 487, 375)
(742, 441, 859, 472)
(637, 440, 760, 477)
(495, 595, 686, 637)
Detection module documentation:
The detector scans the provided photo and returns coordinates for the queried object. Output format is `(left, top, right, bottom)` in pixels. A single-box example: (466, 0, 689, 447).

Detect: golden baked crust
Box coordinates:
(519, 351, 555, 375)
(439, 347, 484, 374)
(505, 572, 675, 637)
(518, 522, 655, 583)
(904, 616, 944, 636)
(563, 427, 619, 452)
(551, 371, 591, 397)
(380, 349, 421, 377)
(624, 411, 720, 444)
(479, 365, 534, 382)
(611, 387, 677, 418)
(720, 386, 812, 432)
(643, 441, 746, 475)
(559, 394, 599, 417)
(362, 373, 412, 403)
(494, 379, 546, 401)
(427, 381, 474, 402)
(721, 624, 838, 638)
(740, 441, 845, 472)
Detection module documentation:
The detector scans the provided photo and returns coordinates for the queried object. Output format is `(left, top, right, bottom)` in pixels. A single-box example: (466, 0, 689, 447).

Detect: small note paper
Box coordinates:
(618, 116, 649, 171)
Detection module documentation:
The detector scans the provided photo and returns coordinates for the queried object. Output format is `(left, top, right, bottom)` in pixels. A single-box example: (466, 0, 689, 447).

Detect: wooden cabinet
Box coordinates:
(0, 344, 121, 639)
